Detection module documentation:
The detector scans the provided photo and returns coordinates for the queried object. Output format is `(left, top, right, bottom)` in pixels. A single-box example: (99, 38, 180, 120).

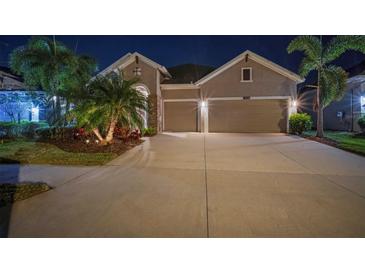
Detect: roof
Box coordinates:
(346, 60, 365, 78)
(0, 66, 23, 82)
(195, 50, 305, 85)
(98, 52, 171, 78)
(163, 64, 215, 84)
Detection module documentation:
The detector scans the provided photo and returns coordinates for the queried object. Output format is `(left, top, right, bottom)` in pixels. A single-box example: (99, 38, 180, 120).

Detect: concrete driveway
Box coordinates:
(3, 133, 365, 237)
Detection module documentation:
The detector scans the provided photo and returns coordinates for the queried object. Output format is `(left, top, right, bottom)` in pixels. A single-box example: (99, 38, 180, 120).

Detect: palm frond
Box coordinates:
(319, 65, 348, 107)
(298, 56, 317, 77)
(323, 35, 365, 63)
(287, 35, 322, 60)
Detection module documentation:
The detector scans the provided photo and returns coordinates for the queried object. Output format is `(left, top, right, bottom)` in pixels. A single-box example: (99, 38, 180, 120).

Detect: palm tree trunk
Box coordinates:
(105, 119, 117, 143)
(316, 36, 324, 138)
(55, 95, 61, 125)
(92, 128, 104, 143)
(317, 104, 324, 138)
(316, 82, 324, 138)
(64, 100, 70, 127)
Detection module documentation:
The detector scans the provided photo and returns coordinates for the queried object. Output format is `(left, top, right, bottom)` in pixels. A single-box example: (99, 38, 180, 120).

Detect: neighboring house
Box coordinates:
(100, 50, 303, 133)
(0, 66, 46, 122)
(0, 66, 24, 90)
(299, 73, 365, 132)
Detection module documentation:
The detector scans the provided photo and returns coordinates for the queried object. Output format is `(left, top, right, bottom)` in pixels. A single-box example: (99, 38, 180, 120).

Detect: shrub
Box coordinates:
(142, 127, 157, 137)
(35, 126, 77, 140)
(129, 129, 141, 141)
(358, 116, 365, 132)
(289, 113, 312, 135)
(0, 121, 48, 138)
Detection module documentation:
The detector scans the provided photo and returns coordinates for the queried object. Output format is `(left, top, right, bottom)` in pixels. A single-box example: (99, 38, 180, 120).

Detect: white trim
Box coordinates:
(160, 84, 200, 90)
(99, 52, 171, 78)
(208, 96, 290, 101)
(196, 50, 304, 85)
(163, 98, 199, 102)
(241, 67, 253, 82)
(250, 96, 290, 100)
(134, 83, 150, 95)
(208, 97, 244, 101)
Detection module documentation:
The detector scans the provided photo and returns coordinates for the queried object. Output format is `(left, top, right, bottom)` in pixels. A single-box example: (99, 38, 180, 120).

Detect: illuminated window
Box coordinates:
(361, 96, 365, 113)
(241, 67, 252, 82)
(31, 105, 39, 122)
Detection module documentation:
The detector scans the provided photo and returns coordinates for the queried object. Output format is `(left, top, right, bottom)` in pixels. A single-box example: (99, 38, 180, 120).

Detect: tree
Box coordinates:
(0, 93, 24, 123)
(9, 36, 96, 125)
(287, 35, 365, 137)
(70, 71, 148, 145)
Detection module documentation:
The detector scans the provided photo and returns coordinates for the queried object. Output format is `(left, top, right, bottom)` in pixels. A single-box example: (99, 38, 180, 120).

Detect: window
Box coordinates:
(361, 96, 365, 114)
(241, 67, 252, 82)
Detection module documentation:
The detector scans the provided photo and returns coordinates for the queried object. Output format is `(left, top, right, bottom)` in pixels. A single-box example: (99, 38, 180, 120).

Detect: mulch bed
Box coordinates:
(305, 136, 338, 147)
(46, 138, 144, 154)
(304, 135, 365, 157)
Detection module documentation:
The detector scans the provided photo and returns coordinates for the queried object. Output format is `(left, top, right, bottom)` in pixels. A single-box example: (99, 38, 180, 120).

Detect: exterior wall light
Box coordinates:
(292, 100, 298, 107)
(200, 101, 207, 108)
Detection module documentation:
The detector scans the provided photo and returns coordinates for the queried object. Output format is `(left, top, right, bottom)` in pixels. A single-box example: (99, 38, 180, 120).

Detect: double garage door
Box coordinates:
(163, 99, 288, 133)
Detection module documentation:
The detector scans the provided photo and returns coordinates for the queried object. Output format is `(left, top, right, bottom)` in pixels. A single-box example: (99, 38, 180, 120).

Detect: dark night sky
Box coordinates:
(1, 35, 365, 83)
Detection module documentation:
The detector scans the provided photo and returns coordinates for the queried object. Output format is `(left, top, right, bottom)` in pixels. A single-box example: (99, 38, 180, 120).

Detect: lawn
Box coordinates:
(0, 140, 119, 165)
(304, 131, 365, 155)
(0, 182, 51, 207)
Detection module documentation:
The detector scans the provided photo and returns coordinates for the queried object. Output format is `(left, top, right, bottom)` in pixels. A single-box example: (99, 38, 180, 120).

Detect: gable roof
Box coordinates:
(163, 64, 215, 84)
(0, 66, 23, 82)
(195, 50, 304, 85)
(99, 52, 171, 78)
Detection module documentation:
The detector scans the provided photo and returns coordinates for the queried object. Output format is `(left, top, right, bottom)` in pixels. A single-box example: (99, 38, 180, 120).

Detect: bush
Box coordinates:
(289, 113, 312, 135)
(142, 127, 157, 137)
(35, 126, 77, 140)
(0, 121, 48, 138)
(358, 116, 365, 132)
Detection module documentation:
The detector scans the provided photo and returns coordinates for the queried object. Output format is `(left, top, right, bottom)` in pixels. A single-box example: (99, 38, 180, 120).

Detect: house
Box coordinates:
(0, 66, 24, 90)
(100, 50, 304, 133)
(298, 70, 365, 132)
(0, 66, 46, 122)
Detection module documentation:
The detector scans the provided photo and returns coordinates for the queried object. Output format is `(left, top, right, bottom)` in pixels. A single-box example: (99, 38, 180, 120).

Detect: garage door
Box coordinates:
(208, 99, 288, 133)
(164, 101, 198, 132)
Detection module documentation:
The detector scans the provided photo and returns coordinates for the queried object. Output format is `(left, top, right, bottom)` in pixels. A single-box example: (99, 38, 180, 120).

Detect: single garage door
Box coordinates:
(164, 101, 198, 132)
(208, 99, 288, 133)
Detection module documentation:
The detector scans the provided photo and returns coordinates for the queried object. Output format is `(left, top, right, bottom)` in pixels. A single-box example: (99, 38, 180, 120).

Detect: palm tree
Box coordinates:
(287, 35, 365, 137)
(9, 36, 96, 125)
(70, 71, 148, 145)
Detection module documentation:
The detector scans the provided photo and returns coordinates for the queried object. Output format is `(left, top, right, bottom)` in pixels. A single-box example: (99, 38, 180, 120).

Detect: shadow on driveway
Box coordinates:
(0, 158, 20, 237)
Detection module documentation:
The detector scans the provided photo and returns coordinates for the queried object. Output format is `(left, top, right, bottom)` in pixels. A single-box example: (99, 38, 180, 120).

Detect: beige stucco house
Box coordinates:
(100, 50, 304, 133)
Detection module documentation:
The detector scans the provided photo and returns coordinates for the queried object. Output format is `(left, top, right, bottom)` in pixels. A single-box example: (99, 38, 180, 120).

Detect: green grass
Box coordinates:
(304, 130, 365, 155)
(0, 183, 51, 207)
(0, 140, 118, 165)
